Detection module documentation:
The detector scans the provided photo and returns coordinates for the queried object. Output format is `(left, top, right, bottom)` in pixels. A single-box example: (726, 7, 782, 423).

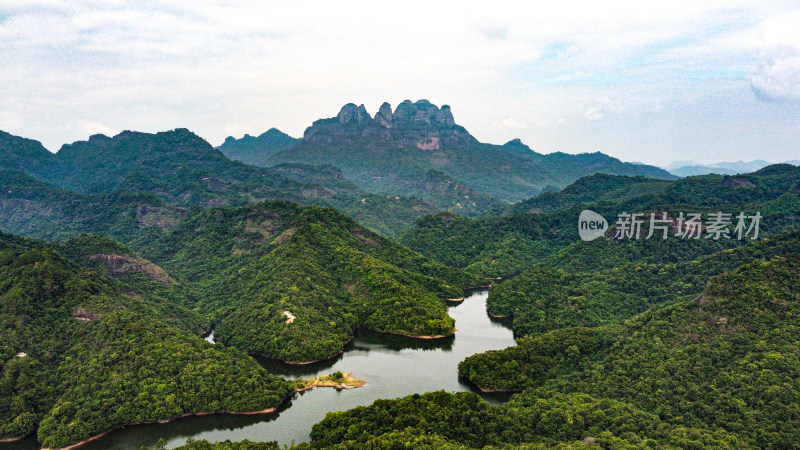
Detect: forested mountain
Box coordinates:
(401, 164, 800, 276)
(267, 100, 674, 204)
(3, 111, 800, 449)
(131, 201, 481, 362)
(0, 131, 58, 181)
(0, 233, 294, 448)
(292, 389, 741, 448)
(456, 253, 800, 447)
(0, 129, 438, 235)
(218, 128, 300, 166)
(487, 230, 800, 336)
(0, 174, 481, 363)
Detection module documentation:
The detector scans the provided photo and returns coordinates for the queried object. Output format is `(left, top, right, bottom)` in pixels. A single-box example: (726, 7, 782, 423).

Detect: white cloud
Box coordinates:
(79, 120, 116, 137)
(583, 107, 605, 121)
(583, 97, 617, 121)
(0, 1, 798, 164)
(748, 11, 800, 102)
(0, 111, 25, 132)
(492, 118, 527, 129)
(750, 54, 800, 101)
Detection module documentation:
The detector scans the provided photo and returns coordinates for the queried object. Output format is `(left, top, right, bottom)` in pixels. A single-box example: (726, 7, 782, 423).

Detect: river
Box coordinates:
(4, 290, 515, 449)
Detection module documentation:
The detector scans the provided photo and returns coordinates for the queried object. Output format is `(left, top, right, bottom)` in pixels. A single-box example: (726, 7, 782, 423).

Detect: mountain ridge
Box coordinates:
(0, 129, 439, 235)
(268, 100, 675, 203)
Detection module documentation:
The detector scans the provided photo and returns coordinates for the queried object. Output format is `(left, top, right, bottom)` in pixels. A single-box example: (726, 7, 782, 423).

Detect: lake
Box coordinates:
(4, 289, 515, 449)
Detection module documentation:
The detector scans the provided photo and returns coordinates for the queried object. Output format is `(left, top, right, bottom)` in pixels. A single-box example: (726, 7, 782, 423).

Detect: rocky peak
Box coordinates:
(436, 105, 455, 126)
(391, 100, 456, 128)
(375, 102, 394, 128)
(303, 100, 476, 149)
(337, 103, 373, 125)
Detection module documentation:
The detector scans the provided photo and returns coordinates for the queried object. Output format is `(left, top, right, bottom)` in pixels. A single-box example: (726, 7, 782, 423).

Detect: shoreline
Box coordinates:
(37, 288, 481, 448)
(0, 436, 25, 443)
(43, 370, 374, 450)
(488, 312, 512, 319)
(41, 392, 295, 450)
(457, 375, 523, 394)
(43, 373, 372, 450)
(362, 325, 457, 340)
(475, 386, 523, 393)
(254, 334, 357, 365)
(257, 322, 459, 365)
(246, 284, 489, 365)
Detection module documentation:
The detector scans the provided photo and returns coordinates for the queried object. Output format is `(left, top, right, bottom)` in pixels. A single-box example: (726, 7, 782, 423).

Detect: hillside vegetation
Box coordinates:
(135, 201, 480, 362)
(401, 165, 800, 276)
(0, 129, 437, 235)
(0, 233, 294, 448)
(458, 254, 800, 447)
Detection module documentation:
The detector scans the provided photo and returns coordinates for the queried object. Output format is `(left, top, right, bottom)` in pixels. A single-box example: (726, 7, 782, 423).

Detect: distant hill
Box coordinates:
(0, 129, 437, 235)
(252, 100, 675, 203)
(505, 173, 672, 215)
(669, 165, 740, 177)
(217, 128, 300, 166)
(664, 159, 798, 177)
(0, 130, 59, 180)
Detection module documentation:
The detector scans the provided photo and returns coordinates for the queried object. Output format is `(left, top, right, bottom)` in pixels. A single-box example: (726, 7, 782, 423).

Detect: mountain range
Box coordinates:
(219, 100, 675, 204)
(664, 159, 800, 177)
(2, 101, 799, 449)
(0, 128, 438, 236)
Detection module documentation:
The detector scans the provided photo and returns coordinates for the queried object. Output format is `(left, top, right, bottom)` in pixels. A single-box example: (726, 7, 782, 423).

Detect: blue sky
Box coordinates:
(0, 0, 798, 166)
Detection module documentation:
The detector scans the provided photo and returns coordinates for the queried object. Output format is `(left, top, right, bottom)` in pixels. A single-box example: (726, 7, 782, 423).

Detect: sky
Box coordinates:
(1, 0, 798, 167)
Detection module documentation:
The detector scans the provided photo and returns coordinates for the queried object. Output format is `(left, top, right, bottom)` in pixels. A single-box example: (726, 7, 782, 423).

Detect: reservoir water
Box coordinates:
(5, 290, 515, 449)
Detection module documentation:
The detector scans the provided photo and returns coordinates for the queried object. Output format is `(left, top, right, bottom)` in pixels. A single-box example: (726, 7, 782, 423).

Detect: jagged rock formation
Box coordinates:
(303, 99, 476, 150)
(273, 99, 675, 203)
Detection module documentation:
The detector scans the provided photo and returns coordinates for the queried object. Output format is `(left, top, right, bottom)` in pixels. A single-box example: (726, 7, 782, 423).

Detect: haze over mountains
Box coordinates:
(664, 159, 800, 177)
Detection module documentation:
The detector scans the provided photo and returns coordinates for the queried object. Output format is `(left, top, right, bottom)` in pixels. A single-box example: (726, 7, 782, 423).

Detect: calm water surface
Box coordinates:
(6, 290, 515, 449)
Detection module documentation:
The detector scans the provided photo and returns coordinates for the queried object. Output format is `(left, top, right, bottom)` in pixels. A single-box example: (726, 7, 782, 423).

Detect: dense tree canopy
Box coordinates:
(459, 254, 800, 447)
(0, 233, 294, 447)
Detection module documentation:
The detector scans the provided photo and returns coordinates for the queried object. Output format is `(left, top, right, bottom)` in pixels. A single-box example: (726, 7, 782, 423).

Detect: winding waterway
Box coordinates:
(5, 290, 515, 449)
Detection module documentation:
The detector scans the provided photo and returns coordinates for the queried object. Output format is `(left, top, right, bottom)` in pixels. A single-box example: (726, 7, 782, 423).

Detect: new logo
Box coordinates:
(578, 210, 608, 241)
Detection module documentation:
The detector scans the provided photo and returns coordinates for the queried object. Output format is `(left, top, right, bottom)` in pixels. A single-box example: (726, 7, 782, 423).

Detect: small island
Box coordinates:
(296, 371, 366, 391)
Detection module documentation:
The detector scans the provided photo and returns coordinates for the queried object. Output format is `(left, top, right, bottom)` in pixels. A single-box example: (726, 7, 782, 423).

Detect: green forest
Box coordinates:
(0, 233, 294, 448)
(401, 164, 800, 276)
(2, 123, 800, 448)
(133, 201, 478, 362)
(457, 254, 800, 447)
